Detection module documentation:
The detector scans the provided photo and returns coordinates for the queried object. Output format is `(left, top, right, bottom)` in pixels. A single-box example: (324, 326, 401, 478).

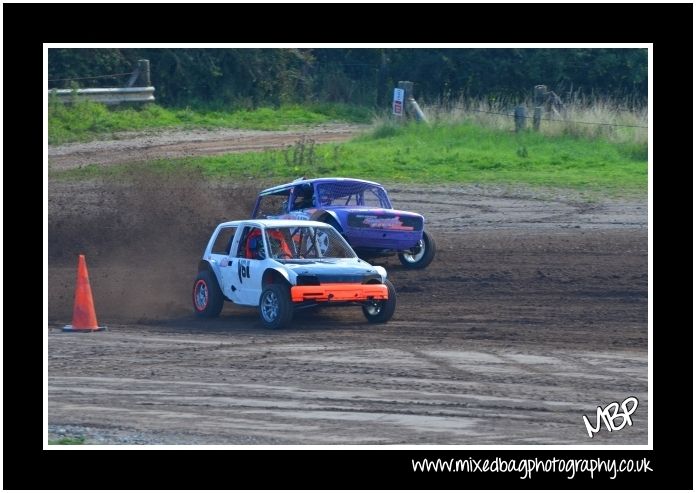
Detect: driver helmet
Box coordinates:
(296, 184, 314, 208)
(318, 190, 332, 206)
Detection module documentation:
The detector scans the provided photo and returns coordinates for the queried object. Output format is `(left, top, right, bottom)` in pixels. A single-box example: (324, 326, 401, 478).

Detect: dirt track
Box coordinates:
(47, 169, 648, 444)
(47, 128, 648, 445)
(48, 124, 366, 170)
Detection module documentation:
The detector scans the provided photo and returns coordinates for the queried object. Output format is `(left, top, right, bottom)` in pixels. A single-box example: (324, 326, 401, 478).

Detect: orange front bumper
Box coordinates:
(291, 283, 388, 303)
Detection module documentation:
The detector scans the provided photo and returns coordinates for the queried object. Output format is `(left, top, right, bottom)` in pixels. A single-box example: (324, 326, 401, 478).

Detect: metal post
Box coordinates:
(407, 98, 428, 122)
(514, 106, 527, 132)
(533, 107, 542, 131)
(137, 59, 151, 87)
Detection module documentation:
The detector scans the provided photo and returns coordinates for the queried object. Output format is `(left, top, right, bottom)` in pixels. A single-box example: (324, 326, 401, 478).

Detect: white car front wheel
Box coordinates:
(259, 284, 294, 329)
(362, 279, 396, 324)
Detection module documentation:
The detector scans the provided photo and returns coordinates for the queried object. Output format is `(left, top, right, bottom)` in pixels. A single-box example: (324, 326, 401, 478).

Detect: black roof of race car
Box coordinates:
(258, 177, 383, 196)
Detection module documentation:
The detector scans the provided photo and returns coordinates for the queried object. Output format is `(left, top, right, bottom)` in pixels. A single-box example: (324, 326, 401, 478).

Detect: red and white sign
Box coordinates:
(392, 88, 404, 116)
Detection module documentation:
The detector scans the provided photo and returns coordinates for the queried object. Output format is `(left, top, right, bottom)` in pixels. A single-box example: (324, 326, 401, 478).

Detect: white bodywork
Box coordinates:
(202, 219, 388, 307)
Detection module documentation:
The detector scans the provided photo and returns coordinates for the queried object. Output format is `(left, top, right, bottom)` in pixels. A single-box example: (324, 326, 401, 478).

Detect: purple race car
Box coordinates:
(251, 177, 436, 269)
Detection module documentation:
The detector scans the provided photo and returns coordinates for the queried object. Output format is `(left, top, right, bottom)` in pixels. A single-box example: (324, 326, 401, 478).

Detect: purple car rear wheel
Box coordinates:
(398, 230, 436, 269)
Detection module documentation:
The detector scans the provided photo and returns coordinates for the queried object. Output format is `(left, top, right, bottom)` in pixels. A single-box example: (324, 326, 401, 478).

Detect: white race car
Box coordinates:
(193, 219, 396, 329)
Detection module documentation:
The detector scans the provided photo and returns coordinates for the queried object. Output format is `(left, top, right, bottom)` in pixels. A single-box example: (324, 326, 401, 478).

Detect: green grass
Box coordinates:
(52, 122, 647, 193)
(48, 99, 372, 144)
(48, 436, 86, 445)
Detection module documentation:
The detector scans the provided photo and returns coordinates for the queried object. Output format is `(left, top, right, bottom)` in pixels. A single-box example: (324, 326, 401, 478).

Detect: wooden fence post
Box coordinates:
(514, 106, 527, 132)
(533, 106, 542, 131)
(396, 80, 427, 122)
(534, 85, 547, 106)
(398, 81, 413, 105)
(137, 59, 151, 86)
(533, 84, 546, 132)
(397, 80, 412, 122)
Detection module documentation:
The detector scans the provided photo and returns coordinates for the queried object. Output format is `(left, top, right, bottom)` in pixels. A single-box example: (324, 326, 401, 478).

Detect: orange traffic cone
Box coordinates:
(63, 254, 106, 332)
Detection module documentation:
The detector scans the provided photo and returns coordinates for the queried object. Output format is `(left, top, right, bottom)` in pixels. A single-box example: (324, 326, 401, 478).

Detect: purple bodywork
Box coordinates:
(252, 178, 425, 255)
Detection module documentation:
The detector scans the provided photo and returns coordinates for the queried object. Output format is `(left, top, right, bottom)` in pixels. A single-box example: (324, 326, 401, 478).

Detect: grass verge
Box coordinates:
(51, 122, 647, 194)
(48, 99, 372, 144)
(48, 436, 86, 445)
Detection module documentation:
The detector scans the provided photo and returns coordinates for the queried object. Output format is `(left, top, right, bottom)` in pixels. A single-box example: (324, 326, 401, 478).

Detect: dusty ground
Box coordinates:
(47, 130, 648, 445)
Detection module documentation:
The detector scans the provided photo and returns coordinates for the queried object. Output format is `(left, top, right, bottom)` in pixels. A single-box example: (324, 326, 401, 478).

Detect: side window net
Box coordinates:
(212, 227, 237, 255)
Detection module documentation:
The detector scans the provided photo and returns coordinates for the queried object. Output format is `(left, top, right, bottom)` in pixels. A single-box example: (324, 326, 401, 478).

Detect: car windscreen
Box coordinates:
(264, 226, 357, 260)
(255, 189, 290, 218)
(315, 182, 391, 208)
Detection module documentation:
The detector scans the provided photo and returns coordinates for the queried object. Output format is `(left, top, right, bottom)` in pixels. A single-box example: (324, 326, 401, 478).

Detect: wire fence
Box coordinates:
(449, 106, 648, 129)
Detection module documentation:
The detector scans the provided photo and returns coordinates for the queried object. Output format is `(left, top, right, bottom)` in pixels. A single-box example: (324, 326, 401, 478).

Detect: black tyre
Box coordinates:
(362, 279, 397, 324)
(398, 230, 436, 269)
(259, 284, 294, 329)
(192, 270, 224, 318)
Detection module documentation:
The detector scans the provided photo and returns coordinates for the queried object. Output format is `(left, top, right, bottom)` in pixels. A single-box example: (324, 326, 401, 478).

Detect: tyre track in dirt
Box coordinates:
(48, 124, 367, 170)
(49, 321, 647, 444)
